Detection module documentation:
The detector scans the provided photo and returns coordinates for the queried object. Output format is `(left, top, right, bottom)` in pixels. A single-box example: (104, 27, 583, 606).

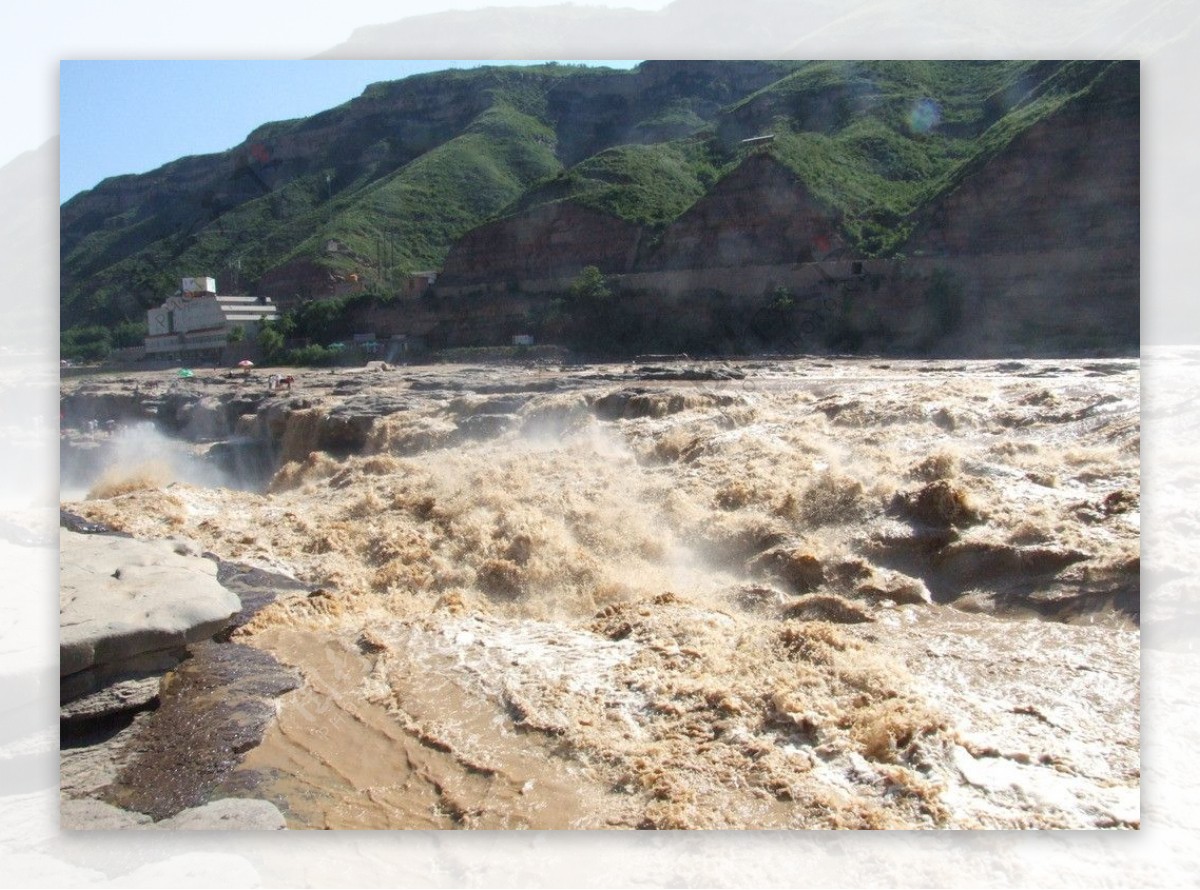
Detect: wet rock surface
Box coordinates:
(59, 529, 242, 708)
(61, 796, 287, 830)
(97, 640, 300, 820)
(58, 508, 306, 827)
(60, 676, 164, 723)
(59, 635, 301, 826)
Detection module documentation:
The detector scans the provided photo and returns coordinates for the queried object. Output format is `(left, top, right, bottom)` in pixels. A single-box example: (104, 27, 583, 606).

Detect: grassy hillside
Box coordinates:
(61, 62, 790, 328)
(60, 59, 1130, 334)
(507, 139, 724, 227)
(744, 61, 1125, 254)
(484, 60, 1115, 257)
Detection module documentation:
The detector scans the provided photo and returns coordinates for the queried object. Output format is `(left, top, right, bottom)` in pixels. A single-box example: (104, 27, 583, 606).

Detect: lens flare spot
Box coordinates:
(909, 98, 941, 134)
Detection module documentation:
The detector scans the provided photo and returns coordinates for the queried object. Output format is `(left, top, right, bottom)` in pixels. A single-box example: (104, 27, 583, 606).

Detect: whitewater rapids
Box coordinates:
(62, 357, 1139, 829)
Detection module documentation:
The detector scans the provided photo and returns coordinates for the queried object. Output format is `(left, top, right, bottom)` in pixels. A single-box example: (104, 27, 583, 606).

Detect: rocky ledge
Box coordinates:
(60, 797, 287, 831)
(60, 529, 241, 721)
(59, 517, 302, 829)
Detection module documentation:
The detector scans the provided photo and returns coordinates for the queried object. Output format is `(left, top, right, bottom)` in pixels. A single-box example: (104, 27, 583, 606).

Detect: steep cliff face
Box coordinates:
(899, 63, 1140, 349)
(907, 64, 1139, 259)
(61, 60, 1139, 356)
(439, 202, 645, 284)
(439, 153, 847, 285)
(435, 63, 1139, 355)
(641, 153, 846, 270)
(62, 61, 801, 330)
(255, 259, 339, 305)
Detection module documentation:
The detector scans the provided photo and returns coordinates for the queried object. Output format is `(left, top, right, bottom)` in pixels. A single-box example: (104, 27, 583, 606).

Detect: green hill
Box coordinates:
(60, 59, 1131, 335)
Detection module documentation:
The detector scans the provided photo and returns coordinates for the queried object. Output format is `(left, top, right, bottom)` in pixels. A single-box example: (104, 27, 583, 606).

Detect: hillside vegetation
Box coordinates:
(61, 59, 1128, 334)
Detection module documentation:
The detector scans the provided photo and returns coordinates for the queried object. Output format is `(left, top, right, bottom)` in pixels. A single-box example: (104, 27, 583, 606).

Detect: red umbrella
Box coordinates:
(238, 359, 254, 368)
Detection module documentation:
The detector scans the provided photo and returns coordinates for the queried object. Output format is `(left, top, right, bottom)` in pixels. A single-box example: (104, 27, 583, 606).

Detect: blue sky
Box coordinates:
(59, 59, 640, 203)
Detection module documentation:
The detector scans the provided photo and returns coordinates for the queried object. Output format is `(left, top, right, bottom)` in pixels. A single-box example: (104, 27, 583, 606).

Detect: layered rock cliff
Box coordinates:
(439, 202, 645, 285)
(61, 61, 795, 328)
(908, 63, 1139, 259)
(438, 62, 1138, 355)
(61, 60, 1138, 356)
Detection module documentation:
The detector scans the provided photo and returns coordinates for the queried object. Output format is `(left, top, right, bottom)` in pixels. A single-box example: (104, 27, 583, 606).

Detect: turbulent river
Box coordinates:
(60, 357, 1140, 829)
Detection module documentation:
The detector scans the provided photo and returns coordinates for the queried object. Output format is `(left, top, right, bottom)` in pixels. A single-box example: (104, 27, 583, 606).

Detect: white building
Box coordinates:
(145, 278, 278, 358)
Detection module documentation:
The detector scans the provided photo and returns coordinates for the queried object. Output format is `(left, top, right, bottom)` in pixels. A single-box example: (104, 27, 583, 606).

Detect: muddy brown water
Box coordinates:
(62, 357, 1140, 829)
